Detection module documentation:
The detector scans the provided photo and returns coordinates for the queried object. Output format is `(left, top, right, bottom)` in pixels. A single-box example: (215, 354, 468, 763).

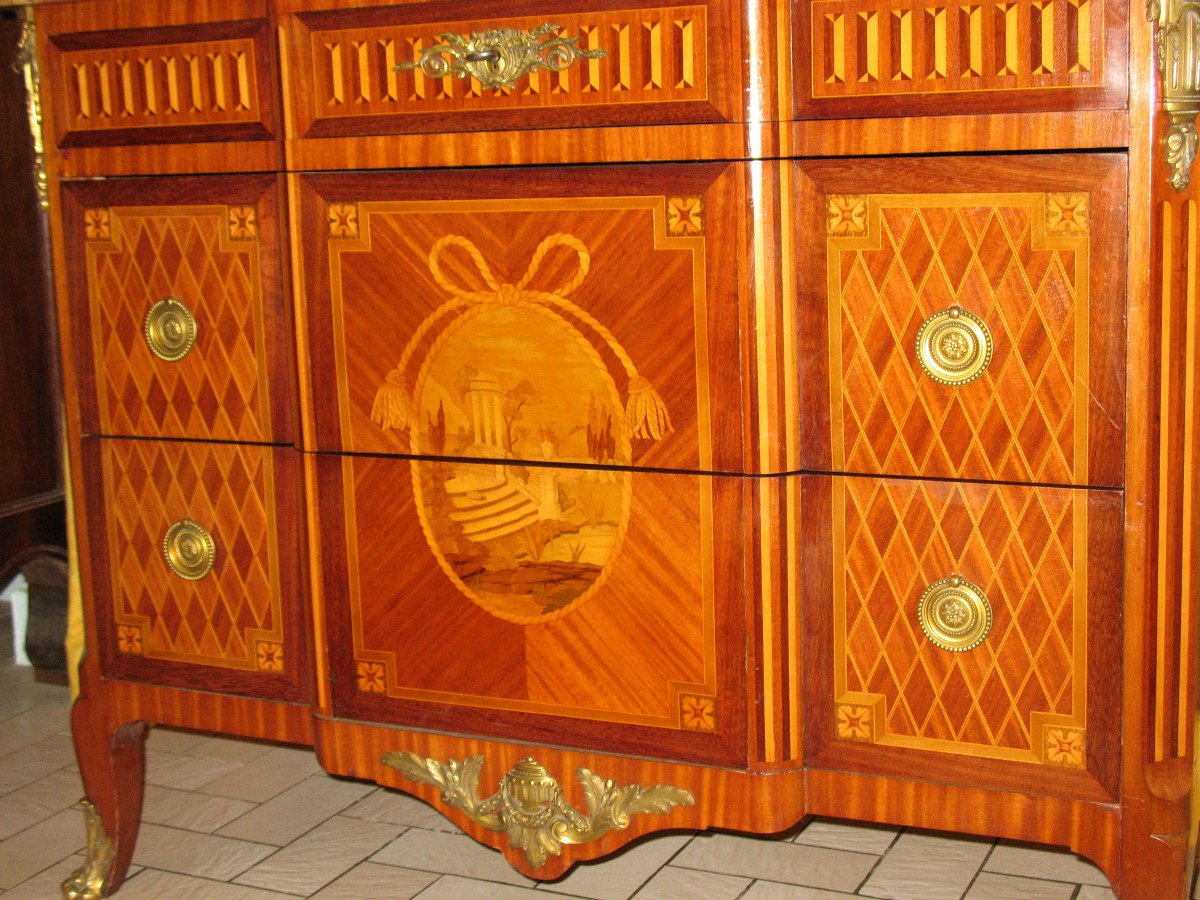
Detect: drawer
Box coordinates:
(792, 0, 1126, 119)
(796, 153, 1125, 487)
(80, 437, 308, 701)
(44, 18, 277, 148)
(312, 453, 748, 766)
(800, 474, 1120, 801)
(61, 176, 295, 443)
(282, 0, 743, 139)
(297, 163, 747, 473)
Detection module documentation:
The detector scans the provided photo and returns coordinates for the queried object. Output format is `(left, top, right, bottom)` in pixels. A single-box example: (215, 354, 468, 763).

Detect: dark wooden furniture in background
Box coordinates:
(0, 8, 65, 591)
(23, 0, 1200, 897)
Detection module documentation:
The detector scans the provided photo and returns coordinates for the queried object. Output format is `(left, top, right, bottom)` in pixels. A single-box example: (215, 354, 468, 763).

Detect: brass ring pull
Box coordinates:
(163, 519, 216, 581)
(396, 24, 605, 91)
(915, 306, 992, 386)
(918, 575, 992, 652)
(144, 297, 197, 362)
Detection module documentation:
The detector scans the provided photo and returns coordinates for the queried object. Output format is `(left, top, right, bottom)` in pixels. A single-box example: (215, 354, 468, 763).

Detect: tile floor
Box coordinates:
(0, 604, 1139, 898)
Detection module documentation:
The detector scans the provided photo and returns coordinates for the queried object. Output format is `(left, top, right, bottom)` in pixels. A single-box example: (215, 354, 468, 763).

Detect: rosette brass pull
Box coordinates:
(396, 24, 605, 91)
(144, 297, 197, 362)
(918, 575, 992, 652)
(915, 305, 992, 387)
(163, 519, 216, 581)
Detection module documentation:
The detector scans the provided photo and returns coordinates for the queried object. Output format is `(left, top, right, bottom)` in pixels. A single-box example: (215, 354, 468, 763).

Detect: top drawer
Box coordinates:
(282, 0, 744, 138)
(793, 0, 1127, 119)
(43, 18, 278, 149)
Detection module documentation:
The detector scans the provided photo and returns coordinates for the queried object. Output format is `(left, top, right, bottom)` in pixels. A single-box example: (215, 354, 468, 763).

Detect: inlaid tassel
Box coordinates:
(625, 376, 673, 440)
(371, 369, 416, 431)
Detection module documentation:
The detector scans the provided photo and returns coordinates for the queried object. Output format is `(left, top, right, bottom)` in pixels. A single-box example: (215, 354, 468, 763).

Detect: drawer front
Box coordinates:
(801, 474, 1120, 801)
(298, 163, 746, 473)
(794, 0, 1126, 118)
(797, 154, 1125, 487)
(82, 438, 307, 701)
(285, 0, 742, 138)
(45, 19, 277, 148)
(62, 176, 294, 443)
(314, 454, 747, 766)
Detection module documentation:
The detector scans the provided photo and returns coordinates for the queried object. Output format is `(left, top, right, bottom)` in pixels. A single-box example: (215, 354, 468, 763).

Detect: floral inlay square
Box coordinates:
(827, 196, 867, 236)
(116, 625, 143, 655)
(357, 660, 386, 693)
(1046, 193, 1089, 234)
(227, 206, 258, 240)
(667, 196, 704, 235)
(85, 208, 111, 241)
(836, 703, 874, 742)
(680, 694, 716, 731)
(328, 202, 360, 238)
(255, 641, 284, 673)
(1044, 727, 1086, 768)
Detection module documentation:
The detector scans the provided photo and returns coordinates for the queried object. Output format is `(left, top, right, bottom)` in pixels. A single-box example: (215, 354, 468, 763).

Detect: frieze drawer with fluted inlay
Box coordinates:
(296, 163, 748, 473)
(60, 175, 295, 444)
(282, 0, 743, 138)
(796, 154, 1126, 487)
(79, 437, 308, 702)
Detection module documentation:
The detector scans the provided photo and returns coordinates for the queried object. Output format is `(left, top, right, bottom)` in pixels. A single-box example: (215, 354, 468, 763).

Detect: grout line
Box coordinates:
(957, 837, 999, 898)
(623, 832, 700, 899)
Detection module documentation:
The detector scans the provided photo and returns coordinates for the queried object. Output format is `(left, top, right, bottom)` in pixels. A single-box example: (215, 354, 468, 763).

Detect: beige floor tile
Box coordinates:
(1078, 886, 1119, 900)
(198, 746, 322, 803)
(740, 883, 858, 899)
(217, 773, 374, 845)
(309, 861, 438, 898)
(672, 832, 876, 892)
(371, 829, 537, 887)
(1, 853, 84, 899)
(117, 867, 299, 898)
(235, 815, 403, 895)
(417, 875, 553, 898)
(142, 785, 257, 834)
(146, 726, 210, 755)
(0, 735, 77, 795)
(144, 749, 243, 792)
(538, 834, 690, 900)
(631, 864, 750, 899)
(187, 734, 278, 764)
(984, 841, 1110, 887)
(341, 787, 462, 833)
(0, 769, 85, 841)
(964, 871, 1077, 899)
(0, 701, 71, 758)
(794, 818, 901, 856)
(859, 830, 992, 900)
(131, 823, 275, 881)
(0, 808, 86, 889)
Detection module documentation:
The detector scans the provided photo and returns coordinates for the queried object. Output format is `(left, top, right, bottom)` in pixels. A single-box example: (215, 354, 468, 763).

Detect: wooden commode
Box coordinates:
(15, 0, 1200, 895)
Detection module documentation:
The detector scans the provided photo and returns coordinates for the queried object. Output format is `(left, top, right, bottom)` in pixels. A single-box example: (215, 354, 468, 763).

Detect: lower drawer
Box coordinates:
(312, 454, 748, 766)
(80, 437, 308, 701)
(801, 475, 1121, 802)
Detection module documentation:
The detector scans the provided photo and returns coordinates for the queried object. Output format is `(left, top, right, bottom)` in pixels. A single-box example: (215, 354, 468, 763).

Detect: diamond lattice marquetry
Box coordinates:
(833, 195, 1086, 485)
(88, 208, 269, 442)
(105, 440, 283, 671)
(839, 478, 1081, 754)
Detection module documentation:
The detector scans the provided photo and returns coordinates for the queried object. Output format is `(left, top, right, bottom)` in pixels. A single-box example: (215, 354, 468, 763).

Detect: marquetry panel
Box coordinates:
(298, 164, 747, 473)
(798, 155, 1126, 486)
(315, 453, 747, 765)
(46, 20, 276, 147)
(287, 1, 739, 137)
(801, 474, 1121, 799)
(83, 438, 306, 701)
(63, 176, 293, 443)
(796, 0, 1125, 115)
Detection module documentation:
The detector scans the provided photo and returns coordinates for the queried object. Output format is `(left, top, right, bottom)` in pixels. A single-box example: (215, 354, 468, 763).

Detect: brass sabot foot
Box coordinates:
(61, 800, 115, 900)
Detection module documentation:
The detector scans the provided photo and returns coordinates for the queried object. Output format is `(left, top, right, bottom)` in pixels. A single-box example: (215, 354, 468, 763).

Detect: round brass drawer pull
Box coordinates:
(144, 297, 197, 362)
(918, 575, 992, 652)
(915, 306, 992, 386)
(163, 519, 216, 581)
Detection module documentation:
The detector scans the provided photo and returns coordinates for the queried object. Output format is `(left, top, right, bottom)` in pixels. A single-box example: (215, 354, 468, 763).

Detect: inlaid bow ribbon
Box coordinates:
(371, 233, 673, 441)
